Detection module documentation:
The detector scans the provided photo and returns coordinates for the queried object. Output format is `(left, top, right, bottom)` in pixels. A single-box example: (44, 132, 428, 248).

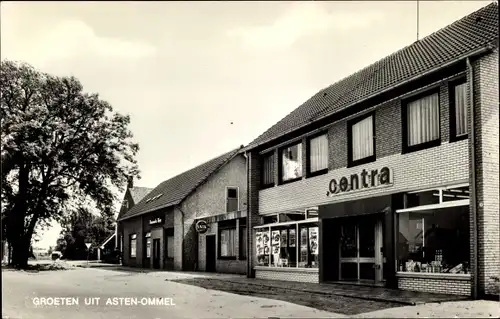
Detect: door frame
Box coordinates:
(205, 235, 216, 272)
(338, 218, 385, 282)
(152, 238, 161, 269)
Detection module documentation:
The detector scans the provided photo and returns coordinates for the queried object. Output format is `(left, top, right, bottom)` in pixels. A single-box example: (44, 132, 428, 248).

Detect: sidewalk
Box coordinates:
(356, 300, 500, 318)
(215, 277, 469, 305)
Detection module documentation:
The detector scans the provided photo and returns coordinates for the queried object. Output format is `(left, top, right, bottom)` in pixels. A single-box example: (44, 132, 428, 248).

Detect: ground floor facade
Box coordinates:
(249, 139, 499, 298)
(119, 208, 248, 275)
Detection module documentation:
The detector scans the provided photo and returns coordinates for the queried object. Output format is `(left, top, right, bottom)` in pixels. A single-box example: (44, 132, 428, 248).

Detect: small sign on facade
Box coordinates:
(85, 243, 91, 249)
(195, 220, 209, 234)
(149, 217, 163, 225)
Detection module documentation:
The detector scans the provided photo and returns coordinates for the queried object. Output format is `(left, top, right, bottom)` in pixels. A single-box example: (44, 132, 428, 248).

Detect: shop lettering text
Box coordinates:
(327, 167, 392, 196)
(149, 217, 163, 225)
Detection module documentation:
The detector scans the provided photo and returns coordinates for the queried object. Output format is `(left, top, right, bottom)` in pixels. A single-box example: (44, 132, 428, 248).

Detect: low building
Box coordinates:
(244, 3, 498, 299)
(117, 147, 248, 274)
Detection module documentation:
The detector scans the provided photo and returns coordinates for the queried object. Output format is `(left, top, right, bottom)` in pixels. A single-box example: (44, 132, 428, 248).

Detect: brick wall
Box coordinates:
(248, 151, 262, 277)
(259, 78, 469, 214)
(398, 277, 471, 296)
(473, 49, 500, 297)
(255, 269, 319, 283)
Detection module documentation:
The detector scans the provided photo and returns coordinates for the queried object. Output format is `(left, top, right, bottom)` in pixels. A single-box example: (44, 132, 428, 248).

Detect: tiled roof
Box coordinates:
(246, 2, 498, 151)
(129, 187, 153, 204)
(118, 147, 243, 221)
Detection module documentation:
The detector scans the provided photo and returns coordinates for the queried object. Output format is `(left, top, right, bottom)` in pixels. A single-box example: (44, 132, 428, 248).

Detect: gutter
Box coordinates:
(175, 205, 187, 271)
(245, 45, 494, 153)
(466, 57, 479, 300)
(243, 151, 252, 278)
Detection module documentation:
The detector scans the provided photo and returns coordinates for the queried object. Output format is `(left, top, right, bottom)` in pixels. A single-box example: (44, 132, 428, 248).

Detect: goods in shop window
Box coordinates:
(289, 229, 296, 247)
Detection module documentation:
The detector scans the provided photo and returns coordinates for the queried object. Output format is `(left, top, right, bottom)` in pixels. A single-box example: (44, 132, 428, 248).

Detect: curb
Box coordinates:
(221, 279, 419, 306)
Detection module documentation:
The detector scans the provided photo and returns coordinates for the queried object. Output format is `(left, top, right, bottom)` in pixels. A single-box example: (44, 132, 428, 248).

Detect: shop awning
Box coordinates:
(195, 210, 247, 224)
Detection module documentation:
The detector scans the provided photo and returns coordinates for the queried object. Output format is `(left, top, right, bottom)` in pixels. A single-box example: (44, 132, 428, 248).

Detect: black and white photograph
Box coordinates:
(1, 1, 499, 318)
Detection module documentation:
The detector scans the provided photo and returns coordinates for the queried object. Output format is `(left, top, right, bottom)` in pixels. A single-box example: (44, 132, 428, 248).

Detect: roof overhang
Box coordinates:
(244, 44, 495, 153)
(195, 210, 247, 224)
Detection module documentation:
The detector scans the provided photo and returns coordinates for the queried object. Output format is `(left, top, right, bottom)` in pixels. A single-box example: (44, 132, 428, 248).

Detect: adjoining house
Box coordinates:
(243, 3, 498, 299)
(111, 178, 153, 262)
(117, 146, 248, 274)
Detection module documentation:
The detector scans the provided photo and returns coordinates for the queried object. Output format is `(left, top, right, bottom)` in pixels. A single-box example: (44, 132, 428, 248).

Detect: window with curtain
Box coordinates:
(261, 153, 275, 187)
(308, 134, 328, 174)
(406, 92, 440, 148)
(281, 143, 303, 182)
(452, 82, 468, 137)
(219, 228, 237, 257)
(350, 115, 374, 163)
(145, 232, 151, 258)
(129, 234, 137, 258)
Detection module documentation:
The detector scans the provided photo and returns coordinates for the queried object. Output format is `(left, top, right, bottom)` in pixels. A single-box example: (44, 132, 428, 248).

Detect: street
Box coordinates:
(2, 267, 346, 319)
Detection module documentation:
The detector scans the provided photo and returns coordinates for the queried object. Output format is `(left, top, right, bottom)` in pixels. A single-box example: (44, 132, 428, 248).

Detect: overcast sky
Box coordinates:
(1, 1, 491, 248)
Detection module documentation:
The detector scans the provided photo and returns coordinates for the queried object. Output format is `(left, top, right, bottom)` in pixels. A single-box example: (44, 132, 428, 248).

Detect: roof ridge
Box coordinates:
(118, 147, 243, 221)
(157, 147, 241, 184)
(245, 2, 498, 151)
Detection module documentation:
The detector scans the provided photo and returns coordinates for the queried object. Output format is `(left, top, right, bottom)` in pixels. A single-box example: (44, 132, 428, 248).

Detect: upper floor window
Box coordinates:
(450, 79, 468, 141)
(307, 133, 328, 176)
(261, 152, 275, 188)
(348, 113, 375, 167)
(403, 90, 441, 153)
(280, 142, 303, 183)
(226, 187, 239, 212)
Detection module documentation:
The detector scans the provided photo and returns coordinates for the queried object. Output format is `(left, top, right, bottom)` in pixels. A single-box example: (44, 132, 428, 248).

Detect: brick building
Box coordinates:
(244, 3, 498, 298)
(117, 147, 248, 274)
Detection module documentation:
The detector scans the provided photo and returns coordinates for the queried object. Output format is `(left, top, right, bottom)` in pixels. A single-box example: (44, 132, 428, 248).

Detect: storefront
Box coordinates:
(195, 210, 247, 274)
(253, 208, 319, 283)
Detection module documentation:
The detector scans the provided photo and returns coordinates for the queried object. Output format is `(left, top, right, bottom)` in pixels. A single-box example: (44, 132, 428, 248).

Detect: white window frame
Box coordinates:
(225, 186, 240, 212)
(397, 183, 469, 213)
(308, 133, 329, 174)
(145, 232, 151, 258)
(350, 114, 375, 162)
(130, 234, 137, 258)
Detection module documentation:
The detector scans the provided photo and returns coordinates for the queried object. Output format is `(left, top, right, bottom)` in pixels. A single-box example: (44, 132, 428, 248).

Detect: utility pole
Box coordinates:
(416, 0, 420, 41)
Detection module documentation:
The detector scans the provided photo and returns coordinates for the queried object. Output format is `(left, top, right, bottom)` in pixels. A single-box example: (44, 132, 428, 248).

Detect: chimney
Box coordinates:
(127, 176, 134, 189)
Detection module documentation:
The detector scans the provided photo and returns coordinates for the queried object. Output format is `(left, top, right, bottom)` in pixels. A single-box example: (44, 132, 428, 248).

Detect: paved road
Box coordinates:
(2, 267, 345, 319)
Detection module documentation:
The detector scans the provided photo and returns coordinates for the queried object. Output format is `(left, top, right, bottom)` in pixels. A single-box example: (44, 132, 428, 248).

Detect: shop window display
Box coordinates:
(397, 205, 470, 274)
(255, 222, 318, 268)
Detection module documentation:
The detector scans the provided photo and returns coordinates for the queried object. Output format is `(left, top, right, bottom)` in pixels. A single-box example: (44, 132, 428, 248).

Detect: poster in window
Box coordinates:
(256, 231, 263, 256)
(289, 229, 296, 247)
(271, 230, 281, 254)
(262, 231, 270, 255)
(300, 228, 308, 264)
(280, 230, 287, 247)
(309, 227, 318, 255)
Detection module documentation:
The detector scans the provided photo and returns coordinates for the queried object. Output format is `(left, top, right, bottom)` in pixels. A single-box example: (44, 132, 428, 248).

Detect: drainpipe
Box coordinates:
(175, 205, 186, 271)
(466, 57, 478, 300)
(243, 151, 251, 278)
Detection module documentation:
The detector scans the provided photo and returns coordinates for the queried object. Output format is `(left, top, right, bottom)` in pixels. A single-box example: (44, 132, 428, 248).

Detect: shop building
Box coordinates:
(117, 147, 248, 274)
(244, 3, 498, 299)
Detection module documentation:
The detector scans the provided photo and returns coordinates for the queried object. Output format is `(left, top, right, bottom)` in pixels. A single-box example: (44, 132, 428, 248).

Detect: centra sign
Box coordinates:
(195, 220, 209, 234)
(327, 167, 392, 196)
(149, 217, 163, 225)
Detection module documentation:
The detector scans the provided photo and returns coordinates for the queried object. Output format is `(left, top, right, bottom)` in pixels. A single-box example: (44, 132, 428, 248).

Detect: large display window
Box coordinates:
(396, 184, 470, 274)
(255, 209, 318, 268)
